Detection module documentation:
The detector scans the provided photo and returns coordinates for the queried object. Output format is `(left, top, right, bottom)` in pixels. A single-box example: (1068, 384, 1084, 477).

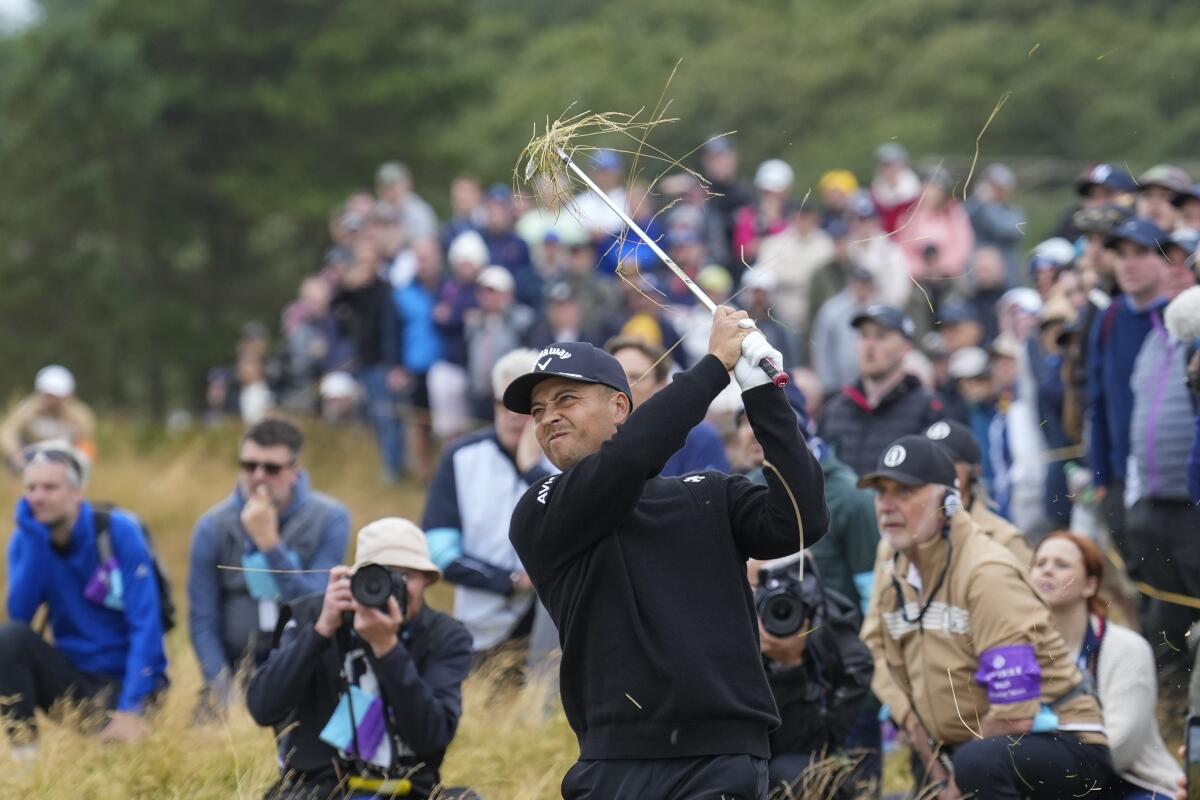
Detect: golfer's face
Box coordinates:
(529, 378, 623, 470)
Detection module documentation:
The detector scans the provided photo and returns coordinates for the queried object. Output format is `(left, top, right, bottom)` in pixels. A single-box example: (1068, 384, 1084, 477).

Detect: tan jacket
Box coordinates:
(0, 394, 97, 464)
(862, 501, 1033, 722)
(860, 512, 1106, 747)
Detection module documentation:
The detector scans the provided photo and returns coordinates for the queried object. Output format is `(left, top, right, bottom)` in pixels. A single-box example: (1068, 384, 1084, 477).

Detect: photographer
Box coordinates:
(246, 518, 475, 800)
(751, 555, 873, 798)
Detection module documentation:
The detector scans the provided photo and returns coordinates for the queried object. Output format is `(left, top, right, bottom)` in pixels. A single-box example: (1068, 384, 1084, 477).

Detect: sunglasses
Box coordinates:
(23, 445, 86, 483)
(239, 460, 293, 476)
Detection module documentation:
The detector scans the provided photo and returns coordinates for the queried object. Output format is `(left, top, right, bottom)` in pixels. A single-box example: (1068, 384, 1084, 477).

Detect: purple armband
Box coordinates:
(974, 644, 1041, 704)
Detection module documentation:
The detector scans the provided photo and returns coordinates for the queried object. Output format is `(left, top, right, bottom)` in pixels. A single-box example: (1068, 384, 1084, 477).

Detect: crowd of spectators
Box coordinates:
(6, 134, 1200, 798)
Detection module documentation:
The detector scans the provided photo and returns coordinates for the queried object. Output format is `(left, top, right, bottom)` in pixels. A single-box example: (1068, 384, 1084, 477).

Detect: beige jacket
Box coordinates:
(0, 394, 96, 464)
(860, 512, 1106, 747)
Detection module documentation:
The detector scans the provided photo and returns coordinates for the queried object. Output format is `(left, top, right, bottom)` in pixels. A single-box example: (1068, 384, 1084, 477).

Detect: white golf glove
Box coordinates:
(734, 330, 783, 392)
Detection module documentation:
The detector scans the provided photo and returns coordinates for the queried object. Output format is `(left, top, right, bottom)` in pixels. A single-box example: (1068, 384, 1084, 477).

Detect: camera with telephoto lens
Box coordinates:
(350, 562, 408, 617)
(755, 561, 812, 638)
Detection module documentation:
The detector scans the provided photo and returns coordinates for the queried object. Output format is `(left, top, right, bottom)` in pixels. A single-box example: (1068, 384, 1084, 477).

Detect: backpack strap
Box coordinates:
(93, 508, 114, 564)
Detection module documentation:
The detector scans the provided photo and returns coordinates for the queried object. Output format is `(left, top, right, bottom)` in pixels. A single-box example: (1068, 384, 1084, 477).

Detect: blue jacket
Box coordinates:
(1087, 296, 1168, 486)
(6, 500, 167, 711)
(394, 282, 442, 374)
(187, 473, 349, 683)
(661, 421, 731, 478)
(1189, 413, 1200, 507)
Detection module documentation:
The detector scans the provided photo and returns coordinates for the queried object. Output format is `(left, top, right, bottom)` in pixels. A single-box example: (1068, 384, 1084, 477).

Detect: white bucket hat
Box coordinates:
(352, 518, 440, 583)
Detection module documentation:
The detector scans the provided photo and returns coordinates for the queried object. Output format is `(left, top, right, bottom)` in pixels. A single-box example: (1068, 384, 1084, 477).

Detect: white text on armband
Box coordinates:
(537, 476, 558, 505)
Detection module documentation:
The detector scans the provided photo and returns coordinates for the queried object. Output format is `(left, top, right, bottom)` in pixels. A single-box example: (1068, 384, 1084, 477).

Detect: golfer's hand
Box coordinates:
(735, 331, 782, 391)
(314, 566, 353, 639)
(709, 306, 751, 370)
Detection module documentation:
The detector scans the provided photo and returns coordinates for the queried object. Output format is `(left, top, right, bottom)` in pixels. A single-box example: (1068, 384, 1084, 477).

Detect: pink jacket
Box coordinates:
(897, 200, 975, 280)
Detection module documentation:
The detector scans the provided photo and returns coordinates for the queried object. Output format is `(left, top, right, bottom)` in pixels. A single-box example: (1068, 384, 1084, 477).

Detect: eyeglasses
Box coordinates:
(239, 460, 293, 476)
(22, 444, 86, 483)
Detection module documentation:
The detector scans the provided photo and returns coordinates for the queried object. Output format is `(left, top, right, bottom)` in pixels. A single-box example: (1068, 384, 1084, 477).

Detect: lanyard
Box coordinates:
(1076, 616, 1105, 680)
(890, 537, 954, 628)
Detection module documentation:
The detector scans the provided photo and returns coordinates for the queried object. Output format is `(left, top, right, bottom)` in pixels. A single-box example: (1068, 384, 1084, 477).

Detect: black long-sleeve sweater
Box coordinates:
(510, 354, 829, 760)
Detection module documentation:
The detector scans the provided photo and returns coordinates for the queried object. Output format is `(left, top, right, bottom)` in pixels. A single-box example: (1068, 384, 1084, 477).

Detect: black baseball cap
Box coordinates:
(858, 435, 958, 489)
(851, 304, 916, 340)
(502, 342, 633, 414)
(924, 419, 981, 466)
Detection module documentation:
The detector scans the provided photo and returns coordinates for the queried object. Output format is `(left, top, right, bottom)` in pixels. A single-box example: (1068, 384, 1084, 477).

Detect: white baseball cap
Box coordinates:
(35, 365, 75, 398)
(948, 347, 989, 380)
(477, 265, 515, 294)
(754, 159, 795, 193)
(319, 371, 358, 401)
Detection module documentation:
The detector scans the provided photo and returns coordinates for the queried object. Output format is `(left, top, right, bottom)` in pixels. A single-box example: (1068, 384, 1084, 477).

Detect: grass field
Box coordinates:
(0, 420, 1180, 799)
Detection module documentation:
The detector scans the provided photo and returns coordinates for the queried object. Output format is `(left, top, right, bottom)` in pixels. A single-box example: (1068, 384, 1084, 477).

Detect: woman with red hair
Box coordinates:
(1032, 532, 1183, 799)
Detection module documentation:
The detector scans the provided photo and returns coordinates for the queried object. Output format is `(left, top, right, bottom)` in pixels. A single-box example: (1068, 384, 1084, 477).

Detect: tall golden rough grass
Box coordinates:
(0, 420, 918, 798)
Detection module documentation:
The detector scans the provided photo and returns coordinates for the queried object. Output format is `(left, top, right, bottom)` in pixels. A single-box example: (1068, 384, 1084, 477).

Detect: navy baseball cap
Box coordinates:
(924, 419, 982, 466)
(1172, 182, 1200, 207)
(1164, 228, 1200, 264)
(1076, 163, 1137, 196)
(851, 304, 916, 340)
(858, 435, 958, 489)
(939, 302, 978, 326)
(502, 342, 633, 414)
(1105, 217, 1168, 251)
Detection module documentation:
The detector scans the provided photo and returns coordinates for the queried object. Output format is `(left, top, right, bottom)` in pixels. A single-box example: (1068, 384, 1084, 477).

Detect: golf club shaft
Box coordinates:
(556, 148, 788, 387)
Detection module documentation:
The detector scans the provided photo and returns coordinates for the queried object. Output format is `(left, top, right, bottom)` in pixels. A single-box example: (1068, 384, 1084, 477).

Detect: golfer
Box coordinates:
(506, 306, 829, 799)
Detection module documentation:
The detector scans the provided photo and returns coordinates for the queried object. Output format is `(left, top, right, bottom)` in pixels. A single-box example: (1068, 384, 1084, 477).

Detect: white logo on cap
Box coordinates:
(883, 445, 907, 468)
(1092, 164, 1111, 182)
(927, 422, 951, 441)
(536, 359, 551, 371)
(538, 346, 572, 362)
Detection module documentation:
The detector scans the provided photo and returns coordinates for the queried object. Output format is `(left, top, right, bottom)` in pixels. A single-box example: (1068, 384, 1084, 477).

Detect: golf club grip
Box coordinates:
(759, 357, 789, 388)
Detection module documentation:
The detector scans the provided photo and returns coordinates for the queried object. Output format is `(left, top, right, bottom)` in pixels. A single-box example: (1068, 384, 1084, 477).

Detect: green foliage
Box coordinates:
(0, 0, 1194, 412)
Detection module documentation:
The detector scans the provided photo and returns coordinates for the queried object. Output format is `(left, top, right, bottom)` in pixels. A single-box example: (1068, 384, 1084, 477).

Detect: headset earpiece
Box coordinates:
(942, 488, 961, 519)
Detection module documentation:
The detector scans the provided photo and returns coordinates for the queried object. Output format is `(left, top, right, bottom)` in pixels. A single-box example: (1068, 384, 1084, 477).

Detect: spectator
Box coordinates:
(2, 442, 166, 748)
(1087, 218, 1170, 574)
(571, 148, 627, 240)
(188, 419, 349, 715)
(1055, 163, 1137, 241)
(607, 336, 730, 477)
(559, 239, 620, 336)
(1135, 164, 1190, 233)
(334, 234, 406, 480)
(869, 142, 921, 234)
(675, 265, 734, 365)
(1125, 273, 1200, 692)
(924, 418, 1033, 565)
(392, 237, 444, 483)
(515, 174, 589, 274)
(376, 161, 438, 242)
(318, 371, 359, 423)
(430, 230, 487, 441)
(1174, 182, 1200, 230)
(1166, 287, 1200, 508)
(1029, 237, 1076, 300)
(757, 203, 835, 333)
(937, 301, 984, 356)
(372, 202, 413, 288)
(736, 268, 801, 371)
(1033, 532, 1184, 799)
(1164, 227, 1200, 300)
(1034, 297, 1078, 527)
(732, 158, 794, 265)
(699, 135, 753, 259)
(749, 554, 874, 797)
(659, 228, 709, 306)
(1, 366, 97, 475)
(279, 276, 345, 413)
(843, 191, 912, 310)
(858, 436, 1112, 800)
(528, 281, 604, 350)
(614, 271, 688, 368)
(944, 347, 998, 484)
(819, 305, 943, 477)
(599, 181, 667, 278)
(897, 166, 975, 280)
(963, 246, 1009, 345)
(965, 163, 1027, 287)
(422, 349, 548, 657)
(235, 355, 274, 425)
(480, 184, 542, 309)
(246, 518, 475, 800)
(203, 367, 238, 428)
(810, 266, 877, 395)
(660, 172, 732, 270)
(817, 168, 859, 230)
(440, 175, 485, 253)
(465, 266, 535, 421)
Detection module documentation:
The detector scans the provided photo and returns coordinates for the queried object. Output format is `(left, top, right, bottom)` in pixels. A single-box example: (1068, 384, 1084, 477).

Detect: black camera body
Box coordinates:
(351, 562, 409, 618)
(755, 561, 812, 638)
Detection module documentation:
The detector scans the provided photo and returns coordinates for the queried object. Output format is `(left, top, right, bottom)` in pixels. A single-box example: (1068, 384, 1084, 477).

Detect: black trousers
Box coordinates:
(1126, 497, 1200, 679)
(951, 733, 1112, 800)
(561, 754, 769, 800)
(0, 621, 118, 740)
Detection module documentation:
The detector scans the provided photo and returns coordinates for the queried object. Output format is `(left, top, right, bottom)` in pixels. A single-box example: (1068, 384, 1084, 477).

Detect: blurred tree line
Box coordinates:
(0, 0, 1197, 414)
